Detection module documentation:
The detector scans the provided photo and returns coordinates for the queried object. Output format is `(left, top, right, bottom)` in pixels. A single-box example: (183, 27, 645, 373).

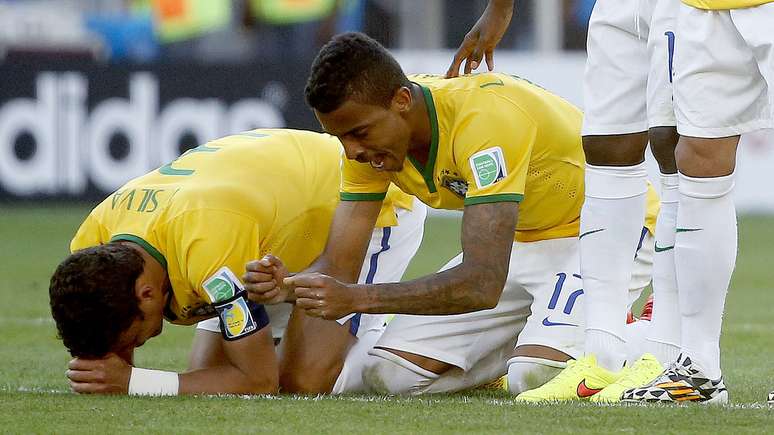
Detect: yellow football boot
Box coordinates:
(591, 353, 664, 403)
(514, 355, 619, 402)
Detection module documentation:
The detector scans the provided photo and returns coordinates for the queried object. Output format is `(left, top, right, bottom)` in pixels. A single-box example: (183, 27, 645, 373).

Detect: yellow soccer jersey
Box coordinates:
(341, 73, 586, 242)
(681, 0, 772, 9)
(71, 129, 412, 328)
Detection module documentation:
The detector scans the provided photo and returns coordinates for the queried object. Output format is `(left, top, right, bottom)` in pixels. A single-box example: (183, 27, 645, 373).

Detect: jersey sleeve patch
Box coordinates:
(214, 293, 260, 340)
(469, 147, 508, 189)
(202, 266, 245, 303)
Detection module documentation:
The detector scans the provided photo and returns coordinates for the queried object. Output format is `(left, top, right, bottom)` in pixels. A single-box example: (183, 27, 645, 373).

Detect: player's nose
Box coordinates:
(343, 141, 367, 162)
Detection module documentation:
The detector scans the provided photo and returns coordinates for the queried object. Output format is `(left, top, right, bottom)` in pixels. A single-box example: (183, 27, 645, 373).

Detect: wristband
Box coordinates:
(128, 367, 179, 396)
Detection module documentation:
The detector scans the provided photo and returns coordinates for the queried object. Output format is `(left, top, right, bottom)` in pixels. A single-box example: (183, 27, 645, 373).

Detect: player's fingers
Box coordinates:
(66, 369, 103, 383)
(242, 270, 274, 283)
(260, 254, 283, 268)
(70, 381, 106, 394)
(284, 273, 324, 289)
(245, 260, 270, 273)
(247, 288, 279, 303)
(445, 47, 469, 78)
(296, 297, 324, 310)
(68, 358, 97, 371)
(244, 280, 277, 294)
(485, 50, 494, 71)
(304, 307, 325, 318)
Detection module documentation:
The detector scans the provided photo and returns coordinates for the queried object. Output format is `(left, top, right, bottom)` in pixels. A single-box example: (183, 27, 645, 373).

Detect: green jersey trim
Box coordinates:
(463, 193, 524, 206)
(407, 85, 439, 194)
(110, 234, 168, 270)
(340, 192, 388, 201)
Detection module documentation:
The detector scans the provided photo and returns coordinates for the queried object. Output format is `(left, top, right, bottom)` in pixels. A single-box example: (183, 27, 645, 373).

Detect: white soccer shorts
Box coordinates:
(582, 0, 678, 135)
(674, 2, 774, 138)
(197, 198, 427, 340)
(371, 230, 654, 390)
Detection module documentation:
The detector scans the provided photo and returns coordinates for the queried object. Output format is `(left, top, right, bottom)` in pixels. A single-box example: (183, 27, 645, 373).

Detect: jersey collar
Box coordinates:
(407, 84, 439, 194)
(110, 234, 168, 271)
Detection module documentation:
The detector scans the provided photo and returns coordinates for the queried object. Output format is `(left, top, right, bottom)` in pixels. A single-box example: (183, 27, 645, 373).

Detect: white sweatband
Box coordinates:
(128, 367, 180, 396)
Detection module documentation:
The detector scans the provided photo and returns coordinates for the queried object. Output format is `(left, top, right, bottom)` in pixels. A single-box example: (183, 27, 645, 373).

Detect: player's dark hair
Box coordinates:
(49, 243, 145, 358)
(305, 32, 411, 113)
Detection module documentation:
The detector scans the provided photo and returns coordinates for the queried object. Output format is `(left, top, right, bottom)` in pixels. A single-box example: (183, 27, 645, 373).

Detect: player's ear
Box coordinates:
(391, 86, 412, 113)
(137, 284, 156, 303)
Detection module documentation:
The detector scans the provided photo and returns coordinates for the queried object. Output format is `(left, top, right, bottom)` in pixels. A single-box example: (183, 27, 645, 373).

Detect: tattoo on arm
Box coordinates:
(356, 201, 518, 315)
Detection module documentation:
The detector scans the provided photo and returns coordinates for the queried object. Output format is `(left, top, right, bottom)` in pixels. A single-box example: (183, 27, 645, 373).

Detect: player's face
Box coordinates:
(112, 287, 168, 356)
(314, 95, 412, 172)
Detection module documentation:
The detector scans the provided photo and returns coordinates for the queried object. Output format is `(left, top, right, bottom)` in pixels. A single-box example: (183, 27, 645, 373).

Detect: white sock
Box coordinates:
(624, 319, 650, 365)
(506, 357, 565, 395)
(675, 172, 736, 379)
(646, 173, 681, 365)
(581, 163, 648, 371)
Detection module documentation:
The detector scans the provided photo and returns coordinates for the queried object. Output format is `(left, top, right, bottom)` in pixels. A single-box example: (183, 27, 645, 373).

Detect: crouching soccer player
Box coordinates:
(247, 33, 660, 396)
(49, 128, 425, 396)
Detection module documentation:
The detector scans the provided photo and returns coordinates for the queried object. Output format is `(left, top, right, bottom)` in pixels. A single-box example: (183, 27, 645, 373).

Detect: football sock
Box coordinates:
(675, 172, 736, 380)
(581, 162, 648, 371)
(362, 348, 439, 395)
(506, 357, 565, 395)
(646, 173, 681, 365)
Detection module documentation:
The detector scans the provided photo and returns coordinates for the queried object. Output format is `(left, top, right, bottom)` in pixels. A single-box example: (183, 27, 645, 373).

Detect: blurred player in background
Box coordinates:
(450, 0, 684, 403)
(247, 32, 658, 396)
(625, 0, 774, 404)
(49, 129, 425, 396)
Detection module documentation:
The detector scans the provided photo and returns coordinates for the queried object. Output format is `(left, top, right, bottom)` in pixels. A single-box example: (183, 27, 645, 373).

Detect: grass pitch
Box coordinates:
(0, 205, 772, 434)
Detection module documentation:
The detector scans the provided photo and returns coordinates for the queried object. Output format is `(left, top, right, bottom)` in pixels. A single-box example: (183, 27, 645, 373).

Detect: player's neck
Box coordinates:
(406, 83, 432, 167)
(122, 241, 168, 289)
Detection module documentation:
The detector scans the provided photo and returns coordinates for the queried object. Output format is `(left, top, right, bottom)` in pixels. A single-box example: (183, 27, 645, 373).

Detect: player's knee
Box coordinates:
(362, 349, 436, 395)
(582, 133, 648, 166)
(648, 126, 678, 173)
(506, 358, 565, 395)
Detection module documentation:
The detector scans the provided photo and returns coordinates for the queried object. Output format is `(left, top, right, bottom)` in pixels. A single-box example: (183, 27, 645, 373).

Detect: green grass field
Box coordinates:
(0, 205, 772, 434)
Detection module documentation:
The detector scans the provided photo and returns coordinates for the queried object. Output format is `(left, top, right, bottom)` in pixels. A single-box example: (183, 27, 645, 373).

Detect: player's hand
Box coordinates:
(244, 254, 291, 304)
(66, 353, 131, 395)
(287, 273, 358, 320)
(446, 0, 514, 78)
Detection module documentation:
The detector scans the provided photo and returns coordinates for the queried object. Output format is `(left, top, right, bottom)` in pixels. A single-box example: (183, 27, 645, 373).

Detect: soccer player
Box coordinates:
(449, 0, 684, 403)
(49, 129, 425, 396)
(246, 32, 658, 395)
(624, 0, 773, 404)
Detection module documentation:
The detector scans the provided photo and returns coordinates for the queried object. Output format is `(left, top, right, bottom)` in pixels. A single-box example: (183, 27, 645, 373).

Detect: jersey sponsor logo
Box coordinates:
(215, 295, 257, 340)
(576, 379, 603, 398)
(441, 175, 468, 198)
(676, 228, 702, 233)
(202, 266, 244, 303)
(469, 147, 507, 189)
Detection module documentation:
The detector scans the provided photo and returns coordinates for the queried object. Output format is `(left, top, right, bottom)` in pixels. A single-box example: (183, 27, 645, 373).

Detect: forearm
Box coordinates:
(353, 263, 503, 315)
(179, 365, 278, 395)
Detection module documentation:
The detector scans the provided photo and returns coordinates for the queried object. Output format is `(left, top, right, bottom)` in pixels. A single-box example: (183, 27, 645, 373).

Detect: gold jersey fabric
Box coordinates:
(71, 129, 413, 325)
(341, 73, 587, 242)
(681, 0, 773, 9)
(341, 73, 659, 242)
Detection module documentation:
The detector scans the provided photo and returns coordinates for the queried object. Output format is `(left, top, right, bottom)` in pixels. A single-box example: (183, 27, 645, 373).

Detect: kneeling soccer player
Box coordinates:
(49, 128, 425, 396)
(247, 33, 660, 397)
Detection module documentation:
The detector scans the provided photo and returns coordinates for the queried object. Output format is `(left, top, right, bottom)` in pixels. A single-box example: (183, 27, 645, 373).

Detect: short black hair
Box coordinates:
(49, 243, 145, 358)
(305, 32, 411, 113)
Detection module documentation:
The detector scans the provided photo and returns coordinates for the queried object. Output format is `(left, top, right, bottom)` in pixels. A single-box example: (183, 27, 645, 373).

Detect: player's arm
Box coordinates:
(65, 322, 278, 395)
(292, 201, 517, 318)
(244, 199, 381, 304)
(182, 323, 279, 395)
(446, 0, 515, 78)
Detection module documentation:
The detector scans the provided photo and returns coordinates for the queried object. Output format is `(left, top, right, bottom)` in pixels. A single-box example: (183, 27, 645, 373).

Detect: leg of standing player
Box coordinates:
(626, 2, 774, 404)
(643, 0, 681, 368)
(578, 0, 652, 377)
